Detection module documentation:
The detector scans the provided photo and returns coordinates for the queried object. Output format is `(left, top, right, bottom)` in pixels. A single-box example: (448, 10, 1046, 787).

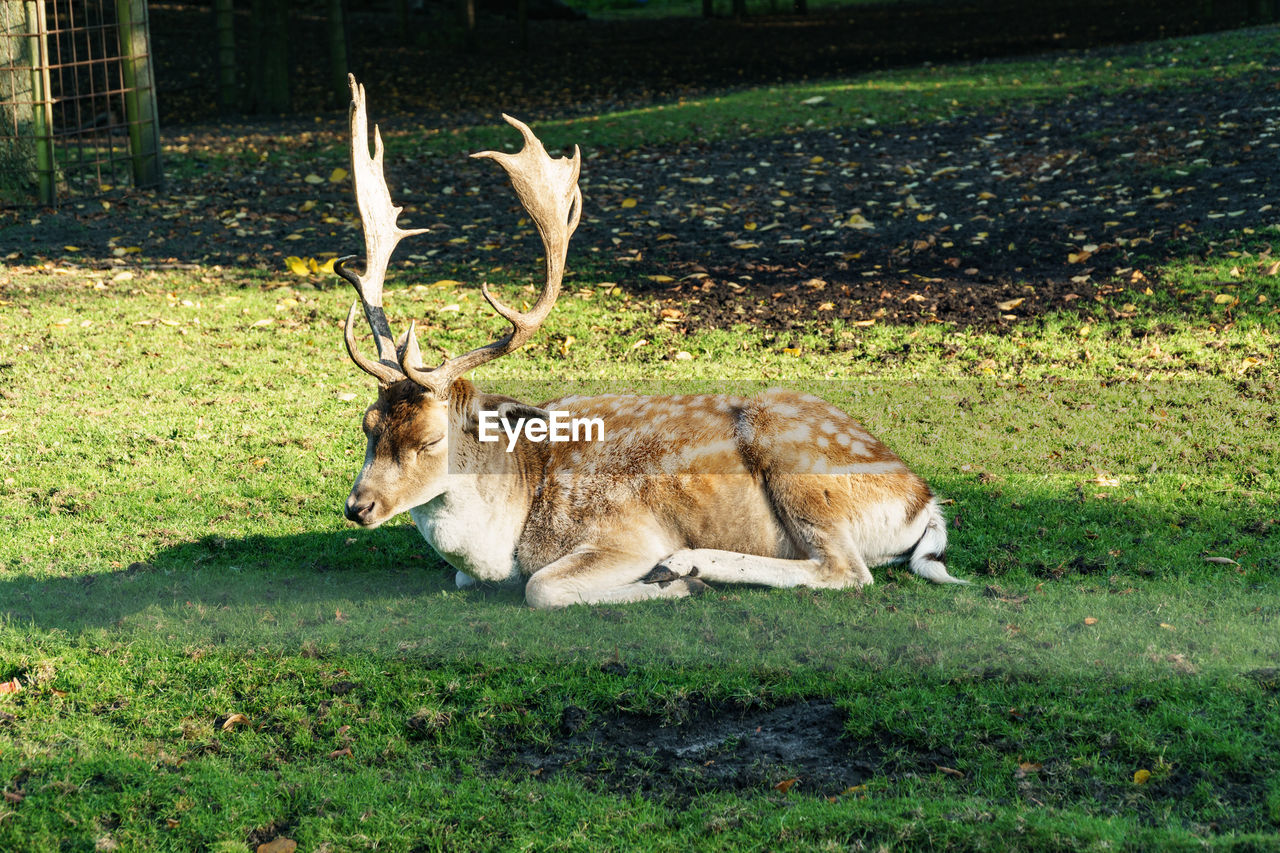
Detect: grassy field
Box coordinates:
(2, 25, 1280, 853)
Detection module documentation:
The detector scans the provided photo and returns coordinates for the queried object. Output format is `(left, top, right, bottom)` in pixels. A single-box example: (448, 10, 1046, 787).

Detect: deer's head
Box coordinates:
(336, 76, 581, 527)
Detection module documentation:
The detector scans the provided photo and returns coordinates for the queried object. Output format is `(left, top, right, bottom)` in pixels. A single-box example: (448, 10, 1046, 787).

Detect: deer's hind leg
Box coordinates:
(646, 545, 870, 591)
(647, 472, 876, 591)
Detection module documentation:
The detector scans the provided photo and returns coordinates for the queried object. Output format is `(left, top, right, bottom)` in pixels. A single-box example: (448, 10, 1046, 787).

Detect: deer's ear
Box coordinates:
(495, 401, 551, 426)
(461, 395, 551, 435)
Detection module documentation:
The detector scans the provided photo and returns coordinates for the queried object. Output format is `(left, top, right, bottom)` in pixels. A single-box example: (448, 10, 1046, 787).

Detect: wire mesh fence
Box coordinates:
(1, 0, 160, 207)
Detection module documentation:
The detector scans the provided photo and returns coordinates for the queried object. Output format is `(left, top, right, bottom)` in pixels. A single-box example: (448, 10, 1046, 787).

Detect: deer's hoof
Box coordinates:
(641, 564, 681, 586)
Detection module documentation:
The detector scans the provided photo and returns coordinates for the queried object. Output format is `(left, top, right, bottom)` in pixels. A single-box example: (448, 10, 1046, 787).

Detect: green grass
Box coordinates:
(568, 0, 867, 22)
(2, 23, 1280, 853)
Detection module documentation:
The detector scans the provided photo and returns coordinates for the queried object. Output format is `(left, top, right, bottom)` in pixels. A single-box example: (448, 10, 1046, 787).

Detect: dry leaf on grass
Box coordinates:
(221, 713, 250, 731)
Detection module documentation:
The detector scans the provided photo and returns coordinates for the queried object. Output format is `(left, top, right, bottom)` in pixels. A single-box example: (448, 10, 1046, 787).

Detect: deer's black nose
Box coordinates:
(344, 497, 376, 525)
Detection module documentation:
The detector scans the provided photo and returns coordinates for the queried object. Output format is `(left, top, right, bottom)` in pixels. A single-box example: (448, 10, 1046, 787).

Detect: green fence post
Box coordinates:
(115, 0, 162, 190)
(25, 0, 54, 206)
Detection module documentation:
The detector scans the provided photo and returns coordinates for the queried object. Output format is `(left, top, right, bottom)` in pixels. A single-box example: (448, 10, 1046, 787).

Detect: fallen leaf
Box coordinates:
(0, 679, 21, 695)
(799, 95, 825, 105)
(329, 167, 349, 183)
(774, 777, 799, 793)
(1213, 293, 1237, 305)
(303, 173, 324, 184)
(1263, 260, 1280, 276)
(1204, 556, 1239, 566)
(285, 256, 310, 276)
(1014, 761, 1043, 779)
(846, 213, 875, 230)
(329, 746, 353, 759)
(1084, 617, 1098, 625)
(935, 765, 965, 778)
(996, 297, 1024, 311)
(3, 791, 23, 803)
(257, 839, 298, 853)
(1133, 769, 1151, 785)
(620, 198, 638, 209)
(221, 713, 250, 731)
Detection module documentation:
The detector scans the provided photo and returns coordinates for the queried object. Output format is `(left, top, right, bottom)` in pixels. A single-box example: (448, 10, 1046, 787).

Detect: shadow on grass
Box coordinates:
(0, 525, 475, 640)
(2, 473, 1276, 676)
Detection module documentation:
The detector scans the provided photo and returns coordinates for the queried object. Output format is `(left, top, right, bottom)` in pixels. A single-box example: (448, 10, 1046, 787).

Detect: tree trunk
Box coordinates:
(732, 0, 746, 19)
(1, 2, 36, 203)
(458, 0, 476, 32)
(248, 0, 290, 114)
(1, 1, 54, 204)
(793, 0, 806, 14)
(328, 0, 348, 106)
(214, 0, 236, 114)
(702, 0, 713, 17)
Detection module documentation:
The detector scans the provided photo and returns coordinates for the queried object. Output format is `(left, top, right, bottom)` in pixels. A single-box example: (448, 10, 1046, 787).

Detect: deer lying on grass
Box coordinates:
(335, 75, 965, 607)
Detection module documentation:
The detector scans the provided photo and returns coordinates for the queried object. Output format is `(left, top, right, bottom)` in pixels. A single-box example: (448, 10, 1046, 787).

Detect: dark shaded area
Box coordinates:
(6, 61, 1275, 329)
(154, 0, 1266, 126)
(586, 77, 1279, 329)
(4, 3, 1277, 331)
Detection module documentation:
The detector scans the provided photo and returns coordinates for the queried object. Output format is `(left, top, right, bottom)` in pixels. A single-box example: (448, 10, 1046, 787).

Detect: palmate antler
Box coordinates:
(336, 74, 582, 399)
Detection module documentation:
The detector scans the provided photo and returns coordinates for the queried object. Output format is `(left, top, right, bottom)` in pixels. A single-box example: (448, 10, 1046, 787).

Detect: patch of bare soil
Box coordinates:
(495, 699, 952, 799)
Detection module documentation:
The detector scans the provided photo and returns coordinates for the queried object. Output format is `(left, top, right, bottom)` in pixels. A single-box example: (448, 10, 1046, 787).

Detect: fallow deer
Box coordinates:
(335, 75, 965, 608)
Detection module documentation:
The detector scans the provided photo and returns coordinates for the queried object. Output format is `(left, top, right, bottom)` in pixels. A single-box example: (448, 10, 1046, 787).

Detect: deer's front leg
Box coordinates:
(524, 548, 708, 609)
